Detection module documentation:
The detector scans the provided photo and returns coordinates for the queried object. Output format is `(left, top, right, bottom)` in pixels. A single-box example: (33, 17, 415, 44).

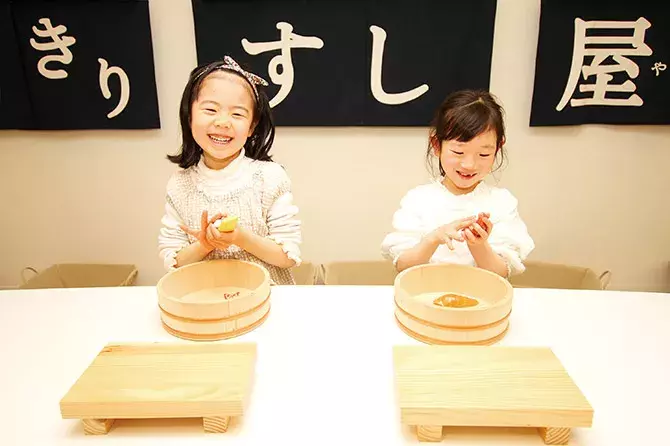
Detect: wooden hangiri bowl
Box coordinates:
(157, 259, 271, 341)
(394, 263, 513, 345)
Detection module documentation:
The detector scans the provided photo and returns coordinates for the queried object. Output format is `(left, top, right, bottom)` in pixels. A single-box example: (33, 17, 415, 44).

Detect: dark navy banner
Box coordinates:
(0, 0, 160, 130)
(192, 0, 497, 126)
(531, 0, 670, 126)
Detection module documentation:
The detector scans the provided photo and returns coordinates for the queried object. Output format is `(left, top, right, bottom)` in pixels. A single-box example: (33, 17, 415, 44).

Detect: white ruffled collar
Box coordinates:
(196, 148, 246, 175)
(191, 149, 250, 193)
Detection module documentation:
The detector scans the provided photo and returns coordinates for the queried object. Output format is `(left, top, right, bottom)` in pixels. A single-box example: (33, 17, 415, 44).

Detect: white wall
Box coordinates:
(1, 0, 668, 292)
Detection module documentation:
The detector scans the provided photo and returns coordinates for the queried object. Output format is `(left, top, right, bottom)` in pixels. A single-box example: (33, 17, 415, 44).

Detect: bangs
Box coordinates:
(437, 101, 500, 145)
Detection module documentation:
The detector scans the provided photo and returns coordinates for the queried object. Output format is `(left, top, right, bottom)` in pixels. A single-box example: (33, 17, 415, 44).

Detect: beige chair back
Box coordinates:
(510, 261, 611, 290)
(291, 262, 322, 285)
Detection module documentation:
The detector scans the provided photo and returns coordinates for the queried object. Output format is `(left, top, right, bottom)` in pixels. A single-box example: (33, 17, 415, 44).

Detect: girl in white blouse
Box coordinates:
(158, 56, 301, 285)
(381, 90, 534, 278)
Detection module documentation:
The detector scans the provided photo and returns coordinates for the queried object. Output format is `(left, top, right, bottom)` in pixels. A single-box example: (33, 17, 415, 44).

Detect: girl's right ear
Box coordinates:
(429, 133, 441, 156)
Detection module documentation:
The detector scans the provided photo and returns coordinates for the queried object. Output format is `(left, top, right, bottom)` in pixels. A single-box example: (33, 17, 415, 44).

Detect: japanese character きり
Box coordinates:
(29, 18, 130, 119)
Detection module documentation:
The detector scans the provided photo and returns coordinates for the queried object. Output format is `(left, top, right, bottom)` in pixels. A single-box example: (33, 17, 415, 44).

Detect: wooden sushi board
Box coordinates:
(60, 342, 256, 435)
(393, 345, 593, 444)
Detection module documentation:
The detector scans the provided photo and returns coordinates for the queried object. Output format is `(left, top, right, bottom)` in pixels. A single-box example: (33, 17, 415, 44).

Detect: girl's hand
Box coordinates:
(205, 216, 240, 250)
(179, 210, 223, 252)
(427, 216, 477, 250)
(464, 212, 493, 245)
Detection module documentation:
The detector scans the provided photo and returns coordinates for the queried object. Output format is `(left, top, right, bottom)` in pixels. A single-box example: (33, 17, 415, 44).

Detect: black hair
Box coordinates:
(427, 89, 506, 176)
(167, 59, 275, 168)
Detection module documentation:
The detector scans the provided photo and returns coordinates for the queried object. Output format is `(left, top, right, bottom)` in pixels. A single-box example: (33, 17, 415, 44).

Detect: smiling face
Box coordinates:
(436, 128, 498, 195)
(189, 71, 256, 170)
(427, 90, 507, 195)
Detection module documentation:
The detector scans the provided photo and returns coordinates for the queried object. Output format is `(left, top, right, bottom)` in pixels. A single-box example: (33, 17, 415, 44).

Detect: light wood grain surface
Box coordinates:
(393, 345, 593, 427)
(60, 342, 256, 419)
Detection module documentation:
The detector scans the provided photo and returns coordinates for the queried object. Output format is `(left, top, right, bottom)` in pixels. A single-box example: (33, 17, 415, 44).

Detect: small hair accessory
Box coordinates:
(194, 55, 269, 100)
(221, 56, 268, 87)
(200, 55, 269, 100)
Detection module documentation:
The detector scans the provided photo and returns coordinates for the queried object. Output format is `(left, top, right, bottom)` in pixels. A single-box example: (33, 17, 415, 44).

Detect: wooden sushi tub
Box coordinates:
(393, 263, 513, 345)
(157, 259, 271, 341)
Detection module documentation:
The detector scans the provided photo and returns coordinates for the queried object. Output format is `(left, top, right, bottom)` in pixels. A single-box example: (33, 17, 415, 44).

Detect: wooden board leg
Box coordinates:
(82, 418, 115, 435)
(203, 416, 230, 433)
(417, 425, 442, 442)
(538, 427, 571, 445)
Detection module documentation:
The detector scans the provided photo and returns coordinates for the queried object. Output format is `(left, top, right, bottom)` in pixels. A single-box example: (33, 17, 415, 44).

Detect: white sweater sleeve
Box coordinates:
(266, 191, 302, 266)
(381, 189, 430, 265)
(488, 190, 535, 275)
(263, 165, 302, 266)
(157, 192, 191, 272)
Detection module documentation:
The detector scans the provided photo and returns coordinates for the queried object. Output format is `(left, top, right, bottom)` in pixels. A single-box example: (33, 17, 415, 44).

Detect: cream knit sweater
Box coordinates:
(158, 150, 302, 285)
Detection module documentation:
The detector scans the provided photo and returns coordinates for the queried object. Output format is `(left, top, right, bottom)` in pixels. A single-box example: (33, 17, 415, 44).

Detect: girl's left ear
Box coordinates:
(248, 120, 257, 137)
(499, 136, 506, 150)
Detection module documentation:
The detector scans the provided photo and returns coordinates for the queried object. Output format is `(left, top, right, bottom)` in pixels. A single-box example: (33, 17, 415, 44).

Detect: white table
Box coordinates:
(1, 285, 669, 445)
